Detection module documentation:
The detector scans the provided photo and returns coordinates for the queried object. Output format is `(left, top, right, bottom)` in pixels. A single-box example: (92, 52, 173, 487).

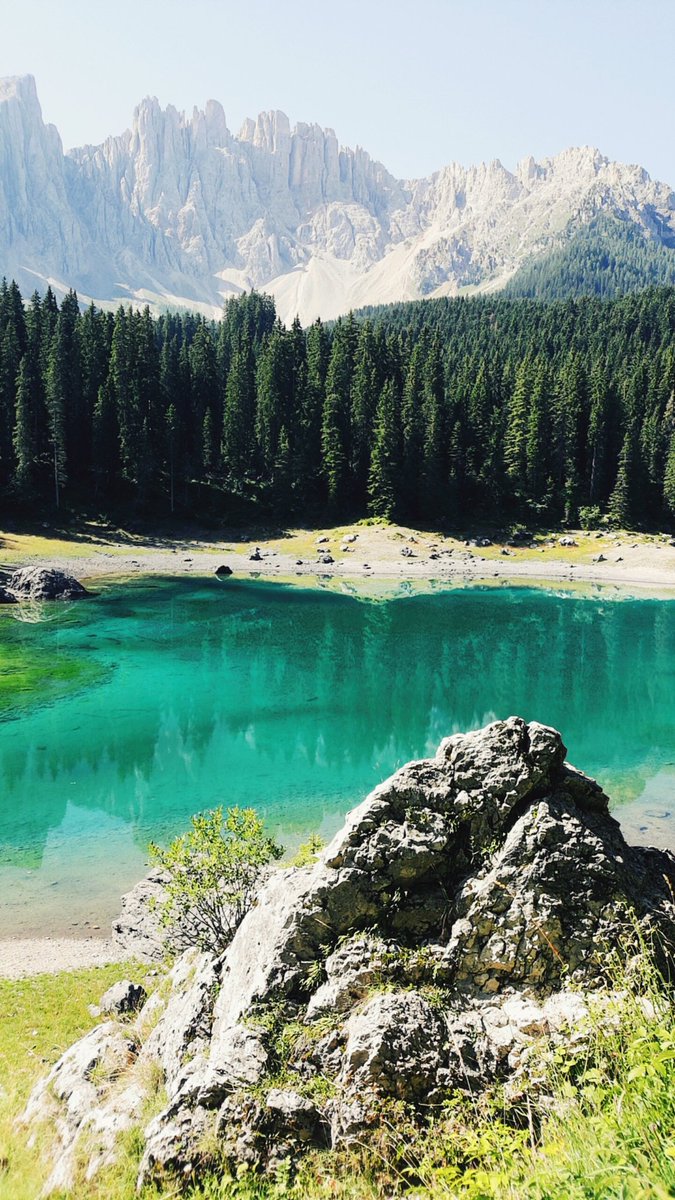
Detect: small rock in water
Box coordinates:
(215, 565, 233, 577)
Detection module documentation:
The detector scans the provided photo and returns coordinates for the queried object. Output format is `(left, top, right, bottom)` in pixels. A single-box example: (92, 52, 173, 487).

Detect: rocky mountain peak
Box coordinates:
(1, 76, 675, 321)
(0, 72, 43, 113)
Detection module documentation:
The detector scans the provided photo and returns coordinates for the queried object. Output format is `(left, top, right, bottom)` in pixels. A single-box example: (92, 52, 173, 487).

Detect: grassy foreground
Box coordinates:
(1, 955, 674, 1200)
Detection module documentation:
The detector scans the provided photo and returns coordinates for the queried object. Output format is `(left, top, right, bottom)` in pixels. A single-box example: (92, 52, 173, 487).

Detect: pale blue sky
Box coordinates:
(2, 0, 674, 183)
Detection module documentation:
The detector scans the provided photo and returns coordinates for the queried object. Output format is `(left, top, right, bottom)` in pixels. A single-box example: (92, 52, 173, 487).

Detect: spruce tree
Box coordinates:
(368, 379, 400, 520)
(608, 429, 634, 527)
(45, 338, 68, 507)
(664, 431, 675, 519)
(13, 356, 38, 491)
(222, 345, 255, 487)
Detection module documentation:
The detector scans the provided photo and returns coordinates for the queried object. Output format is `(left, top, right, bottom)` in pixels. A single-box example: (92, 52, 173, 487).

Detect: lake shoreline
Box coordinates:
(2, 521, 675, 979)
(2, 521, 675, 595)
(2, 800, 673, 978)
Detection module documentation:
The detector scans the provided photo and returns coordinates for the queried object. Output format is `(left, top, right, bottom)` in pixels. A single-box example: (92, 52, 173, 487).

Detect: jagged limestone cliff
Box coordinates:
(2, 76, 675, 322)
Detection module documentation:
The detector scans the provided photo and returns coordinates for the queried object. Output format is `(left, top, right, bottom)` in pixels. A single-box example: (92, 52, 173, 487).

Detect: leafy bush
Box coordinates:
(290, 833, 326, 867)
(149, 806, 284, 955)
(578, 504, 602, 530)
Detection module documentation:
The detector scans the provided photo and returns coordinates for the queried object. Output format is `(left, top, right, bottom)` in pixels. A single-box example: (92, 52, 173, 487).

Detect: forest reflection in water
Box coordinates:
(0, 577, 674, 934)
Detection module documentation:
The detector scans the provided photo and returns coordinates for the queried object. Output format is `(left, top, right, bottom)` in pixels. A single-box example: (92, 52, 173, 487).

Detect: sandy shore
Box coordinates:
(1, 522, 675, 593)
(0, 937, 130, 979)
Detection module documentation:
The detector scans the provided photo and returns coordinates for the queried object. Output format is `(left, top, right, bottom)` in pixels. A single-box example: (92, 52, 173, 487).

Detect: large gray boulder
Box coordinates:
(22, 717, 675, 1193)
(4, 566, 90, 601)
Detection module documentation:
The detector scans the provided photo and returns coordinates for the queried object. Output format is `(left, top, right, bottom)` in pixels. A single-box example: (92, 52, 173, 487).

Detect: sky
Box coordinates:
(2, 0, 675, 184)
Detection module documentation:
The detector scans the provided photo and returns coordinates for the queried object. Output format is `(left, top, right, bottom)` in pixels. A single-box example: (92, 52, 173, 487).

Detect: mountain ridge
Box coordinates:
(1, 74, 675, 322)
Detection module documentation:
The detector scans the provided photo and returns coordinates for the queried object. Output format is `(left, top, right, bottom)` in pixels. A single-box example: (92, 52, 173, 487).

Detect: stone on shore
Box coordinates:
(4, 566, 90, 601)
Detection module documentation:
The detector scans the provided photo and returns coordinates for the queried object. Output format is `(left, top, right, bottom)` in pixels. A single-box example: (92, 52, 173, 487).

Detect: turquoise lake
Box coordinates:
(1, 576, 674, 937)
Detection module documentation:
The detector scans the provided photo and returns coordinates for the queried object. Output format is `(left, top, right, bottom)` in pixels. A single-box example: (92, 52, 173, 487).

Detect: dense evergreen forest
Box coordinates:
(504, 216, 675, 301)
(1, 277, 675, 530)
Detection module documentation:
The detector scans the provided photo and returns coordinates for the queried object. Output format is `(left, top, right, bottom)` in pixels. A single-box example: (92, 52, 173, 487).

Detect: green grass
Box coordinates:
(1, 953, 674, 1199)
(0, 963, 150, 1200)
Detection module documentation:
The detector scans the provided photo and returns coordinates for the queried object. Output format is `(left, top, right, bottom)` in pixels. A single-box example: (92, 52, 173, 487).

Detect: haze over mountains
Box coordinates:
(1, 73, 675, 324)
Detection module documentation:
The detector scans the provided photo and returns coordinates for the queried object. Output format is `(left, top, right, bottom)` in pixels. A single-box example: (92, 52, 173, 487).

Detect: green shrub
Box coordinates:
(290, 833, 326, 867)
(578, 504, 602, 530)
(149, 806, 284, 955)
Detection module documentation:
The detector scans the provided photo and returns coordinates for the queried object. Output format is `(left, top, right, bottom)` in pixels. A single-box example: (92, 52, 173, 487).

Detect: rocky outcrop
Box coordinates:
(22, 718, 675, 1192)
(111, 867, 168, 961)
(2, 567, 90, 602)
(2, 75, 675, 323)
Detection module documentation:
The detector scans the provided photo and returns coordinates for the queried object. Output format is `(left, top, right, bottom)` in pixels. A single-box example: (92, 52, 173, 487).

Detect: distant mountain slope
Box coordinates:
(1, 74, 675, 322)
(504, 216, 675, 299)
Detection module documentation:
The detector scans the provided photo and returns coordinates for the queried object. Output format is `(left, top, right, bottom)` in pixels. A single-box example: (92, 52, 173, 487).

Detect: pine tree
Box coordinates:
(608, 428, 634, 527)
(368, 379, 400, 519)
(587, 357, 610, 505)
(321, 318, 356, 508)
(45, 337, 68, 507)
(108, 308, 133, 483)
(222, 345, 255, 487)
(190, 323, 219, 474)
(255, 324, 291, 473)
(13, 356, 39, 491)
(401, 337, 427, 518)
(504, 357, 531, 491)
(664, 430, 675, 519)
(525, 359, 551, 505)
(296, 319, 328, 502)
(351, 322, 379, 503)
(420, 339, 447, 521)
(0, 323, 20, 485)
(93, 377, 120, 488)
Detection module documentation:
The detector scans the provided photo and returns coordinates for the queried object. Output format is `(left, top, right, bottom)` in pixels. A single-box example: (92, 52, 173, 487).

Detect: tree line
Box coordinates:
(1, 277, 675, 528)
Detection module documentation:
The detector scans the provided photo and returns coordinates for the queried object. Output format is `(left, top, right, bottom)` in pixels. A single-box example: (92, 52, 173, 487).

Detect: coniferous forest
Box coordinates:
(2, 278, 675, 529)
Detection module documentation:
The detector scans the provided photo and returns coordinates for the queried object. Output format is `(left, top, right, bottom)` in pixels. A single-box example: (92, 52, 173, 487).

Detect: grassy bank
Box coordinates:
(1, 955, 674, 1199)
